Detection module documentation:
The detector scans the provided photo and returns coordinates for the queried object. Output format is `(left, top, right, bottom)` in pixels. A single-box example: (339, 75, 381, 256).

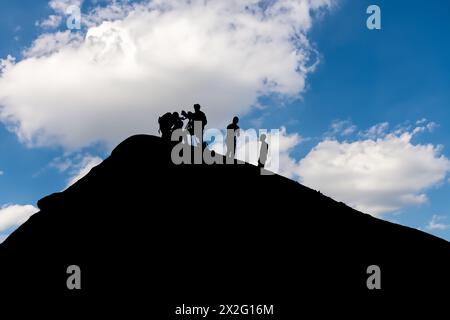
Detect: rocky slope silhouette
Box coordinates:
(0, 135, 449, 315)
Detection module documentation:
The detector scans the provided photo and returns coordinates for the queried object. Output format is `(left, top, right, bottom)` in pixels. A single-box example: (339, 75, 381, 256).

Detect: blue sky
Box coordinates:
(1, 0, 450, 242)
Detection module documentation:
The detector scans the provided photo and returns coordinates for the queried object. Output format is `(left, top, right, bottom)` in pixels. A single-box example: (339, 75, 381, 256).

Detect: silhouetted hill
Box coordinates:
(0, 135, 449, 315)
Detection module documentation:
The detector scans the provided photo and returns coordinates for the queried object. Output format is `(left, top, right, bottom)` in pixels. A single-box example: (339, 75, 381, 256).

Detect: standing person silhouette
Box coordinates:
(226, 116, 240, 159)
(192, 104, 207, 146)
(258, 134, 269, 168)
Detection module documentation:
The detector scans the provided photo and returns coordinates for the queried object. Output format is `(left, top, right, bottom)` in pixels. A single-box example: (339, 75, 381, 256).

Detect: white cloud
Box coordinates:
(271, 128, 304, 179)
(44, 0, 134, 29)
(0, 204, 38, 233)
(35, 0, 83, 29)
(36, 15, 63, 29)
(359, 122, 389, 139)
(66, 155, 103, 187)
(23, 31, 83, 58)
(206, 126, 302, 177)
(0, 153, 100, 241)
(0, 0, 332, 150)
(46, 153, 103, 187)
(82, 0, 137, 27)
(0, 234, 7, 244)
(49, 156, 74, 173)
(416, 118, 427, 125)
(296, 123, 450, 216)
(326, 119, 357, 138)
(426, 215, 450, 231)
(0, 170, 3, 175)
(49, 0, 83, 14)
(251, 120, 450, 217)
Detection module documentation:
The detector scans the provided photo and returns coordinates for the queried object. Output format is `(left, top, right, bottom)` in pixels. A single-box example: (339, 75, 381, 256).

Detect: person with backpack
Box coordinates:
(158, 112, 174, 141)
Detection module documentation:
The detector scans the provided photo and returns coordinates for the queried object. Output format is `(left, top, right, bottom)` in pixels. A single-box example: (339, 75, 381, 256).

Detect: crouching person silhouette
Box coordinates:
(172, 112, 184, 143)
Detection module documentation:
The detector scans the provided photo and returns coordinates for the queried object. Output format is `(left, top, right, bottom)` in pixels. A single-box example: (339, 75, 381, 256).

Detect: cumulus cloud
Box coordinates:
(23, 31, 83, 58)
(66, 155, 103, 187)
(206, 126, 302, 176)
(0, 0, 332, 150)
(49, 0, 83, 14)
(426, 215, 450, 231)
(359, 122, 389, 140)
(0, 204, 38, 234)
(205, 120, 450, 217)
(296, 122, 450, 216)
(35, 0, 83, 29)
(0, 234, 7, 244)
(50, 153, 103, 187)
(326, 119, 357, 138)
(36, 15, 63, 29)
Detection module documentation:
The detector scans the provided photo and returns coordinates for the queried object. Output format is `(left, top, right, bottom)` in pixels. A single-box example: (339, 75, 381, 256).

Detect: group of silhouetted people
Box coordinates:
(158, 103, 207, 145)
(158, 103, 268, 168)
(224, 116, 268, 168)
